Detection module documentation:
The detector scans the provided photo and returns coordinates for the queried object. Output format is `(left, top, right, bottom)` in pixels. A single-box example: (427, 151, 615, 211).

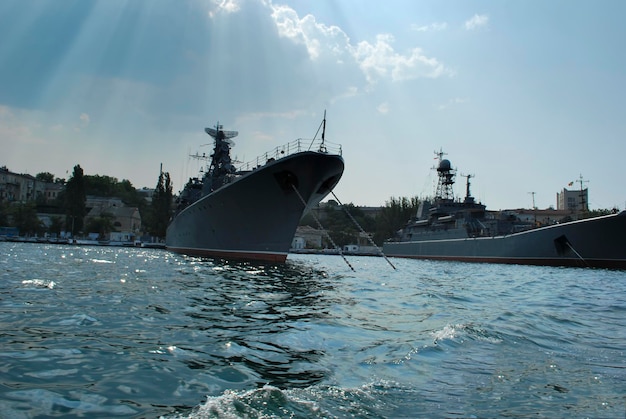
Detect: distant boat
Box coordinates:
(165, 115, 344, 262)
(383, 150, 626, 269)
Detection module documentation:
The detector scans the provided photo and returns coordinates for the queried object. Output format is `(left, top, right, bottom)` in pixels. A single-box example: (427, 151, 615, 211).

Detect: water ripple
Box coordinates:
(1, 244, 625, 418)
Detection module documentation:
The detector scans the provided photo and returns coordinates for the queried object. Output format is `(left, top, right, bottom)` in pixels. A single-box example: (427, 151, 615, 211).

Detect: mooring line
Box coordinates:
(330, 191, 397, 270)
(291, 185, 355, 272)
(566, 240, 590, 267)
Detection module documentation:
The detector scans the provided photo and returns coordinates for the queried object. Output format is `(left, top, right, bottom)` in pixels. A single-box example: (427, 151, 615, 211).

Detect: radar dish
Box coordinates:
(438, 159, 452, 171)
(205, 127, 239, 139)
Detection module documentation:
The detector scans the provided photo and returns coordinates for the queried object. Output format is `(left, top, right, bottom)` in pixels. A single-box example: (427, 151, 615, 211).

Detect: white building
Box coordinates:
(556, 188, 588, 212)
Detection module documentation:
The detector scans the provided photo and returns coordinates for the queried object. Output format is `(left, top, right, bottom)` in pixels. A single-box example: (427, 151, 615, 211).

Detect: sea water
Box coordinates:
(0, 242, 625, 418)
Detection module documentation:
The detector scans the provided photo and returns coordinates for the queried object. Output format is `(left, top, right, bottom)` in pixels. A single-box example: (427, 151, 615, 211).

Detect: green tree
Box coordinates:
(85, 212, 115, 238)
(82, 175, 147, 223)
(373, 196, 419, 244)
(148, 171, 173, 238)
(11, 202, 44, 236)
(583, 208, 617, 219)
(299, 197, 420, 247)
(84, 174, 118, 197)
(301, 201, 362, 248)
(0, 202, 9, 226)
(115, 179, 147, 212)
(48, 215, 64, 237)
(35, 172, 55, 183)
(65, 165, 87, 236)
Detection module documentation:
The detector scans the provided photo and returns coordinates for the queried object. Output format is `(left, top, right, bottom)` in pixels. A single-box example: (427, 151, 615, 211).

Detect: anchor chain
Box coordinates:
(331, 191, 397, 270)
(290, 184, 355, 272)
(566, 240, 590, 268)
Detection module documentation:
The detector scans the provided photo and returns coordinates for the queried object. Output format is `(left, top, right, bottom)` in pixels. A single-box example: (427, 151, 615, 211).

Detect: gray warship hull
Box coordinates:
(166, 151, 344, 262)
(383, 211, 626, 269)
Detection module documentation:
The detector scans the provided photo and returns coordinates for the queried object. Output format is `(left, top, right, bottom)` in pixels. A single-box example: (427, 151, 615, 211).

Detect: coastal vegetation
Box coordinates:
(64, 165, 87, 236)
(0, 164, 173, 240)
(1, 164, 617, 246)
(299, 196, 419, 247)
(146, 170, 173, 239)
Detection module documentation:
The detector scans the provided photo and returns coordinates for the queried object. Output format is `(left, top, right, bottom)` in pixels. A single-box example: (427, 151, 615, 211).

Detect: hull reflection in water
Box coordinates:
(180, 258, 336, 388)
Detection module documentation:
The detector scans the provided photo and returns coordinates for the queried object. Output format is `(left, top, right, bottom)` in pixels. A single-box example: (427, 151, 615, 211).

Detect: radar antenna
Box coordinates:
(434, 148, 455, 201)
(311, 110, 328, 152)
(461, 173, 475, 204)
(575, 174, 589, 212)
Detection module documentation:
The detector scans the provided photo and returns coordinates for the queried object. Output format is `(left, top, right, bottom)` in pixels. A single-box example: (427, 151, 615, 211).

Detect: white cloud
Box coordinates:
(465, 14, 489, 30)
(377, 102, 390, 114)
(74, 113, 90, 132)
(329, 86, 359, 104)
(411, 22, 448, 32)
(208, 0, 241, 18)
(437, 97, 468, 111)
(268, 4, 450, 85)
(270, 4, 348, 61)
(353, 34, 449, 83)
(0, 106, 45, 145)
(237, 109, 307, 122)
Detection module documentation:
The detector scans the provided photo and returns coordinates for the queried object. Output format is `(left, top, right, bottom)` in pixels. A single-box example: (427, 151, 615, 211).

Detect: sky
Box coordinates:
(1, 0, 625, 211)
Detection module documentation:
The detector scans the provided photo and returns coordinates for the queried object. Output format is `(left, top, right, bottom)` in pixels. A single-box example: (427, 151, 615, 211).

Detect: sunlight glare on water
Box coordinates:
(0, 242, 625, 418)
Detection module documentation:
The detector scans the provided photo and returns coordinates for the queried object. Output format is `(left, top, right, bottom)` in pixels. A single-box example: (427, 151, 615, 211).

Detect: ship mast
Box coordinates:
(321, 110, 326, 146)
(203, 122, 239, 192)
(312, 110, 328, 153)
(461, 173, 475, 204)
(575, 174, 589, 214)
(434, 149, 455, 202)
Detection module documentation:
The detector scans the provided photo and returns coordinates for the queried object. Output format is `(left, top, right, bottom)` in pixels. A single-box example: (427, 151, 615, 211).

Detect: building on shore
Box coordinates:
(0, 166, 64, 204)
(291, 225, 325, 250)
(85, 196, 142, 240)
(557, 187, 589, 212)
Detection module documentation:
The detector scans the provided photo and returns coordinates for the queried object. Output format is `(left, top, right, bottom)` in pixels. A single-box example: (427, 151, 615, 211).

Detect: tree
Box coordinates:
(0, 202, 9, 226)
(583, 208, 616, 219)
(82, 175, 147, 219)
(299, 196, 420, 247)
(48, 216, 64, 237)
(35, 172, 55, 183)
(64, 165, 87, 236)
(300, 201, 366, 248)
(373, 196, 419, 244)
(10, 202, 44, 236)
(148, 170, 173, 239)
(85, 212, 115, 239)
(84, 174, 118, 197)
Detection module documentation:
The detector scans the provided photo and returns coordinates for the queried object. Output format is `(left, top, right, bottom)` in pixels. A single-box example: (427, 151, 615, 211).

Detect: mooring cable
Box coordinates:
(290, 184, 355, 272)
(566, 240, 590, 268)
(330, 191, 397, 270)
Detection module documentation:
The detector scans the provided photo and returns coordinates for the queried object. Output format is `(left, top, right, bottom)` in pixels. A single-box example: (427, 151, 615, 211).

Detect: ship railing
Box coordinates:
(236, 138, 342, 172)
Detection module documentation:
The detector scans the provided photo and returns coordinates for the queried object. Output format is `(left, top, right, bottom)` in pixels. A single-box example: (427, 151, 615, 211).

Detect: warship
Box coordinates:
(166, 117, 344, 262)
(383, 151, 626, 269)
